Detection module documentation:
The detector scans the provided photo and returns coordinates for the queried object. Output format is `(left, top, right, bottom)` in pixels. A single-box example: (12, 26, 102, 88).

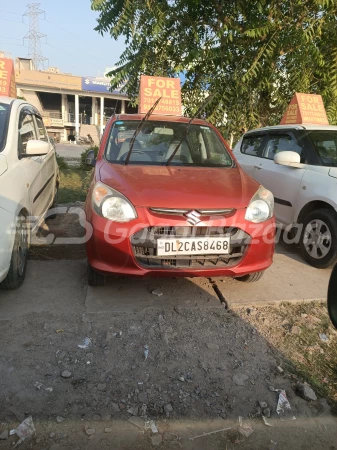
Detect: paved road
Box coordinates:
(85, 244, 331, 312)
(0, 241, 331, 319)
(0, 245, 335, 450)
(55, 143, 88, 158)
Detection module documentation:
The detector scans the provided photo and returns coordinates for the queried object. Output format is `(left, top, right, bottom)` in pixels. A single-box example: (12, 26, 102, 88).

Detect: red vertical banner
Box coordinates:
(0, 58, 17, 98)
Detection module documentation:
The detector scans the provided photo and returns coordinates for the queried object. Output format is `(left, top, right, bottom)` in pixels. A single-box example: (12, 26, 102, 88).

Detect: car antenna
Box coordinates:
(124, 97, 162, 165)
(166, 95, 214, 166)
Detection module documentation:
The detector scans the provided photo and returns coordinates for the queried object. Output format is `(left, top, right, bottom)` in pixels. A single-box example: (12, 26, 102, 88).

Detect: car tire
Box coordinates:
(87, 264, 106, 287)
(46, 186, 59, 220)
(235, 271, 264, 283)
(0, 214, 29, 290)
(300, 209, 337, 269)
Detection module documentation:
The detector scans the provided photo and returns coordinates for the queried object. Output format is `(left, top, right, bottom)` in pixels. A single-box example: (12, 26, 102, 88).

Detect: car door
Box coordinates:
(18, 108, 46, 221)
(251, 131, 308, 225)
(33, 114, 56, 214)
(233, 133, 268, 176)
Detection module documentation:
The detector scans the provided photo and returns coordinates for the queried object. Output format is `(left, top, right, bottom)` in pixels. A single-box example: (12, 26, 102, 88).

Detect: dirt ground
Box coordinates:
(238, 302, 337, 404)
(1, 300, 337, 450)
(0, 209, 336, 450)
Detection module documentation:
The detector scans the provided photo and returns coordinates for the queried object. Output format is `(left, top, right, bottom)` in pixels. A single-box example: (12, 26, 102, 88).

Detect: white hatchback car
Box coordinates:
(0, 97, 59, 289)
(233, 124, 337, 268)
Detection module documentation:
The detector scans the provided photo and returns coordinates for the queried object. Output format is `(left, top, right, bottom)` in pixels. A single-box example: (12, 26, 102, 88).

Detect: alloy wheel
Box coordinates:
(303, 219, 332, 259)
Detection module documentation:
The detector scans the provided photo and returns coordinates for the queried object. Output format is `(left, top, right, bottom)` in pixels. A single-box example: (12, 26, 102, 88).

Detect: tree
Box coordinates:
(92, 0, 337, 140)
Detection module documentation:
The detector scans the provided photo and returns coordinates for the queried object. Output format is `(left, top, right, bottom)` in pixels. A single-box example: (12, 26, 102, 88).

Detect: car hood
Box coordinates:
(99, 162, 259, 209)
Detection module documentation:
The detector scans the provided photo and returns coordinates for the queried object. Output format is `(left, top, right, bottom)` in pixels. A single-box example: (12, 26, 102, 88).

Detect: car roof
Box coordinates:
(112, 113, 210, 126)
(0, 96, 16, 106)
(245, 124, 337, 135)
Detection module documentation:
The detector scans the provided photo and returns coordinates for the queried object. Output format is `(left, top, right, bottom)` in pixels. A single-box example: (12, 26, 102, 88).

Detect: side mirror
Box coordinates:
(85, 150, 96, 167)
(274, 151, 302, 167)
(328, 264, 337, 329)
(22, 140, 49, 157)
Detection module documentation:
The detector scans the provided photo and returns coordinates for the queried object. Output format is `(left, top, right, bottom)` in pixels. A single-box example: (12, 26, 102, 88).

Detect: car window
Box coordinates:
(307, 131, 337, 167)
(264, 134, 303, 160)
(34, 116, 48, 142)
(241, 135, 265, 157)
(105, 120, 233, 167)
(200, 126, 230, 165)
(19, 112, 37, 154)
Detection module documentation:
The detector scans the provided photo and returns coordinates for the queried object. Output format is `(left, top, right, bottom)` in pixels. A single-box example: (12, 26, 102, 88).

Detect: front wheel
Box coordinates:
(0, 214, 29, 290)
(300, 209, 337, 269)
(87, 264, 106, 287)
(235, 271, 264, 283)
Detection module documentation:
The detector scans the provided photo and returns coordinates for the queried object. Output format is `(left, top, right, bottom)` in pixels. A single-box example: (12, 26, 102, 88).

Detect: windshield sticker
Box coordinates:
(200, 126, 210, 131)
(0, 106, 5, 111)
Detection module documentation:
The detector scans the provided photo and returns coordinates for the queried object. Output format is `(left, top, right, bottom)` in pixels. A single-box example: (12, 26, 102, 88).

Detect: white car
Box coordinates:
(233, 124, 337, 268)
(0, 97, 59, 289)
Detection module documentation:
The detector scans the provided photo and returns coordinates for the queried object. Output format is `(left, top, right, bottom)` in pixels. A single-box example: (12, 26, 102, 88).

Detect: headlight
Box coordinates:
(245, 186, 274, 223)
(92, 182, 137, 222)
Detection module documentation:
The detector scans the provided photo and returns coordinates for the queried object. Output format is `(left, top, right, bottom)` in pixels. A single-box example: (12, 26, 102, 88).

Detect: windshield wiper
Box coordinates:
(124, 97, 162, 165)
(166, 95, 214, 166)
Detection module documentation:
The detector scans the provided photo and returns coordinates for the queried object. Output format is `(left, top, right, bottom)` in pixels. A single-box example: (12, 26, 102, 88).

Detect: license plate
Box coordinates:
(157, 237, 230, 256)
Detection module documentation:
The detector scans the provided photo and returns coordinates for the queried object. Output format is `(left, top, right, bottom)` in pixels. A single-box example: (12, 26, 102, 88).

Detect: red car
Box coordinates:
(84, 114, 275, 286)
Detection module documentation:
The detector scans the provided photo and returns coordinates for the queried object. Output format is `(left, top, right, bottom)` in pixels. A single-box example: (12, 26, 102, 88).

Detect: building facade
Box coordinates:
(15, 57, 137, 143)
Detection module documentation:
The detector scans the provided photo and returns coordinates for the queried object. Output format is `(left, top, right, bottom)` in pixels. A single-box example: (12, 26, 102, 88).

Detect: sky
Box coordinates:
(0, 0, 126, 77)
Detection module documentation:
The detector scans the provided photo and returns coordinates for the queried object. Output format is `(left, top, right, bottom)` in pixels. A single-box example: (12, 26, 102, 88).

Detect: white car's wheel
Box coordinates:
(300, 209, 337, 269)
(0, 214, 29, 290)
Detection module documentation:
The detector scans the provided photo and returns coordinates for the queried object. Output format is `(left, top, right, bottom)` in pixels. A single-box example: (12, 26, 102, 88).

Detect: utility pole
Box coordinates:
(23, 3, 48, 70)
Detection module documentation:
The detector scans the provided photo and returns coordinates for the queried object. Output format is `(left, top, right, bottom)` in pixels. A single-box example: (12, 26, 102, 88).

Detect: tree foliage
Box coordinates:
(92, 0, 337, 140)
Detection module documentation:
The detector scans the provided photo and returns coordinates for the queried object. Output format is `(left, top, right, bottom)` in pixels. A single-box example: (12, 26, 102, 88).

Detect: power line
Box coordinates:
(1, 5, 112, 74)
(0, 36, 23, 41)
(0, 8, 22, 16)
(0, 7, 111, 54)
(23, 3, 48, 70)
(47, 35, 101, 62)
(0, 17, 25, 24)
(45, 42, 101, 71)
(0, 42, 25, 48)
(42, 18, 105, 52)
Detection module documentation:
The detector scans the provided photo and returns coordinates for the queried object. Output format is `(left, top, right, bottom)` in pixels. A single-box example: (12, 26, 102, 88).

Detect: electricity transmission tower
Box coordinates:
(23, 3, 48, 70)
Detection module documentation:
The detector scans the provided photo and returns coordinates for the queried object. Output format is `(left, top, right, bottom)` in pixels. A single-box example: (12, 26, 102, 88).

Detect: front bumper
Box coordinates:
(86, 206, 275, 278)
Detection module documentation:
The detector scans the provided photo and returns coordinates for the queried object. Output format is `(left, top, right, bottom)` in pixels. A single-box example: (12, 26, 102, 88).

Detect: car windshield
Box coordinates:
(104, 120, 233, 167)
(307, 130, 337, 167)
(0, 103, 10, 152)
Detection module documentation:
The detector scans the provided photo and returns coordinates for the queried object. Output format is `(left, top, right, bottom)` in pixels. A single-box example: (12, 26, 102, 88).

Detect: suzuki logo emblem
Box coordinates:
(185, 210, 201, 225)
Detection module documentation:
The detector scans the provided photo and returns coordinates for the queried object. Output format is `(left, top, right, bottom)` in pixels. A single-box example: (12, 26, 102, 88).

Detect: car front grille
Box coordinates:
(131, 226, 250, 269)
(149, 207, 235, 217)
